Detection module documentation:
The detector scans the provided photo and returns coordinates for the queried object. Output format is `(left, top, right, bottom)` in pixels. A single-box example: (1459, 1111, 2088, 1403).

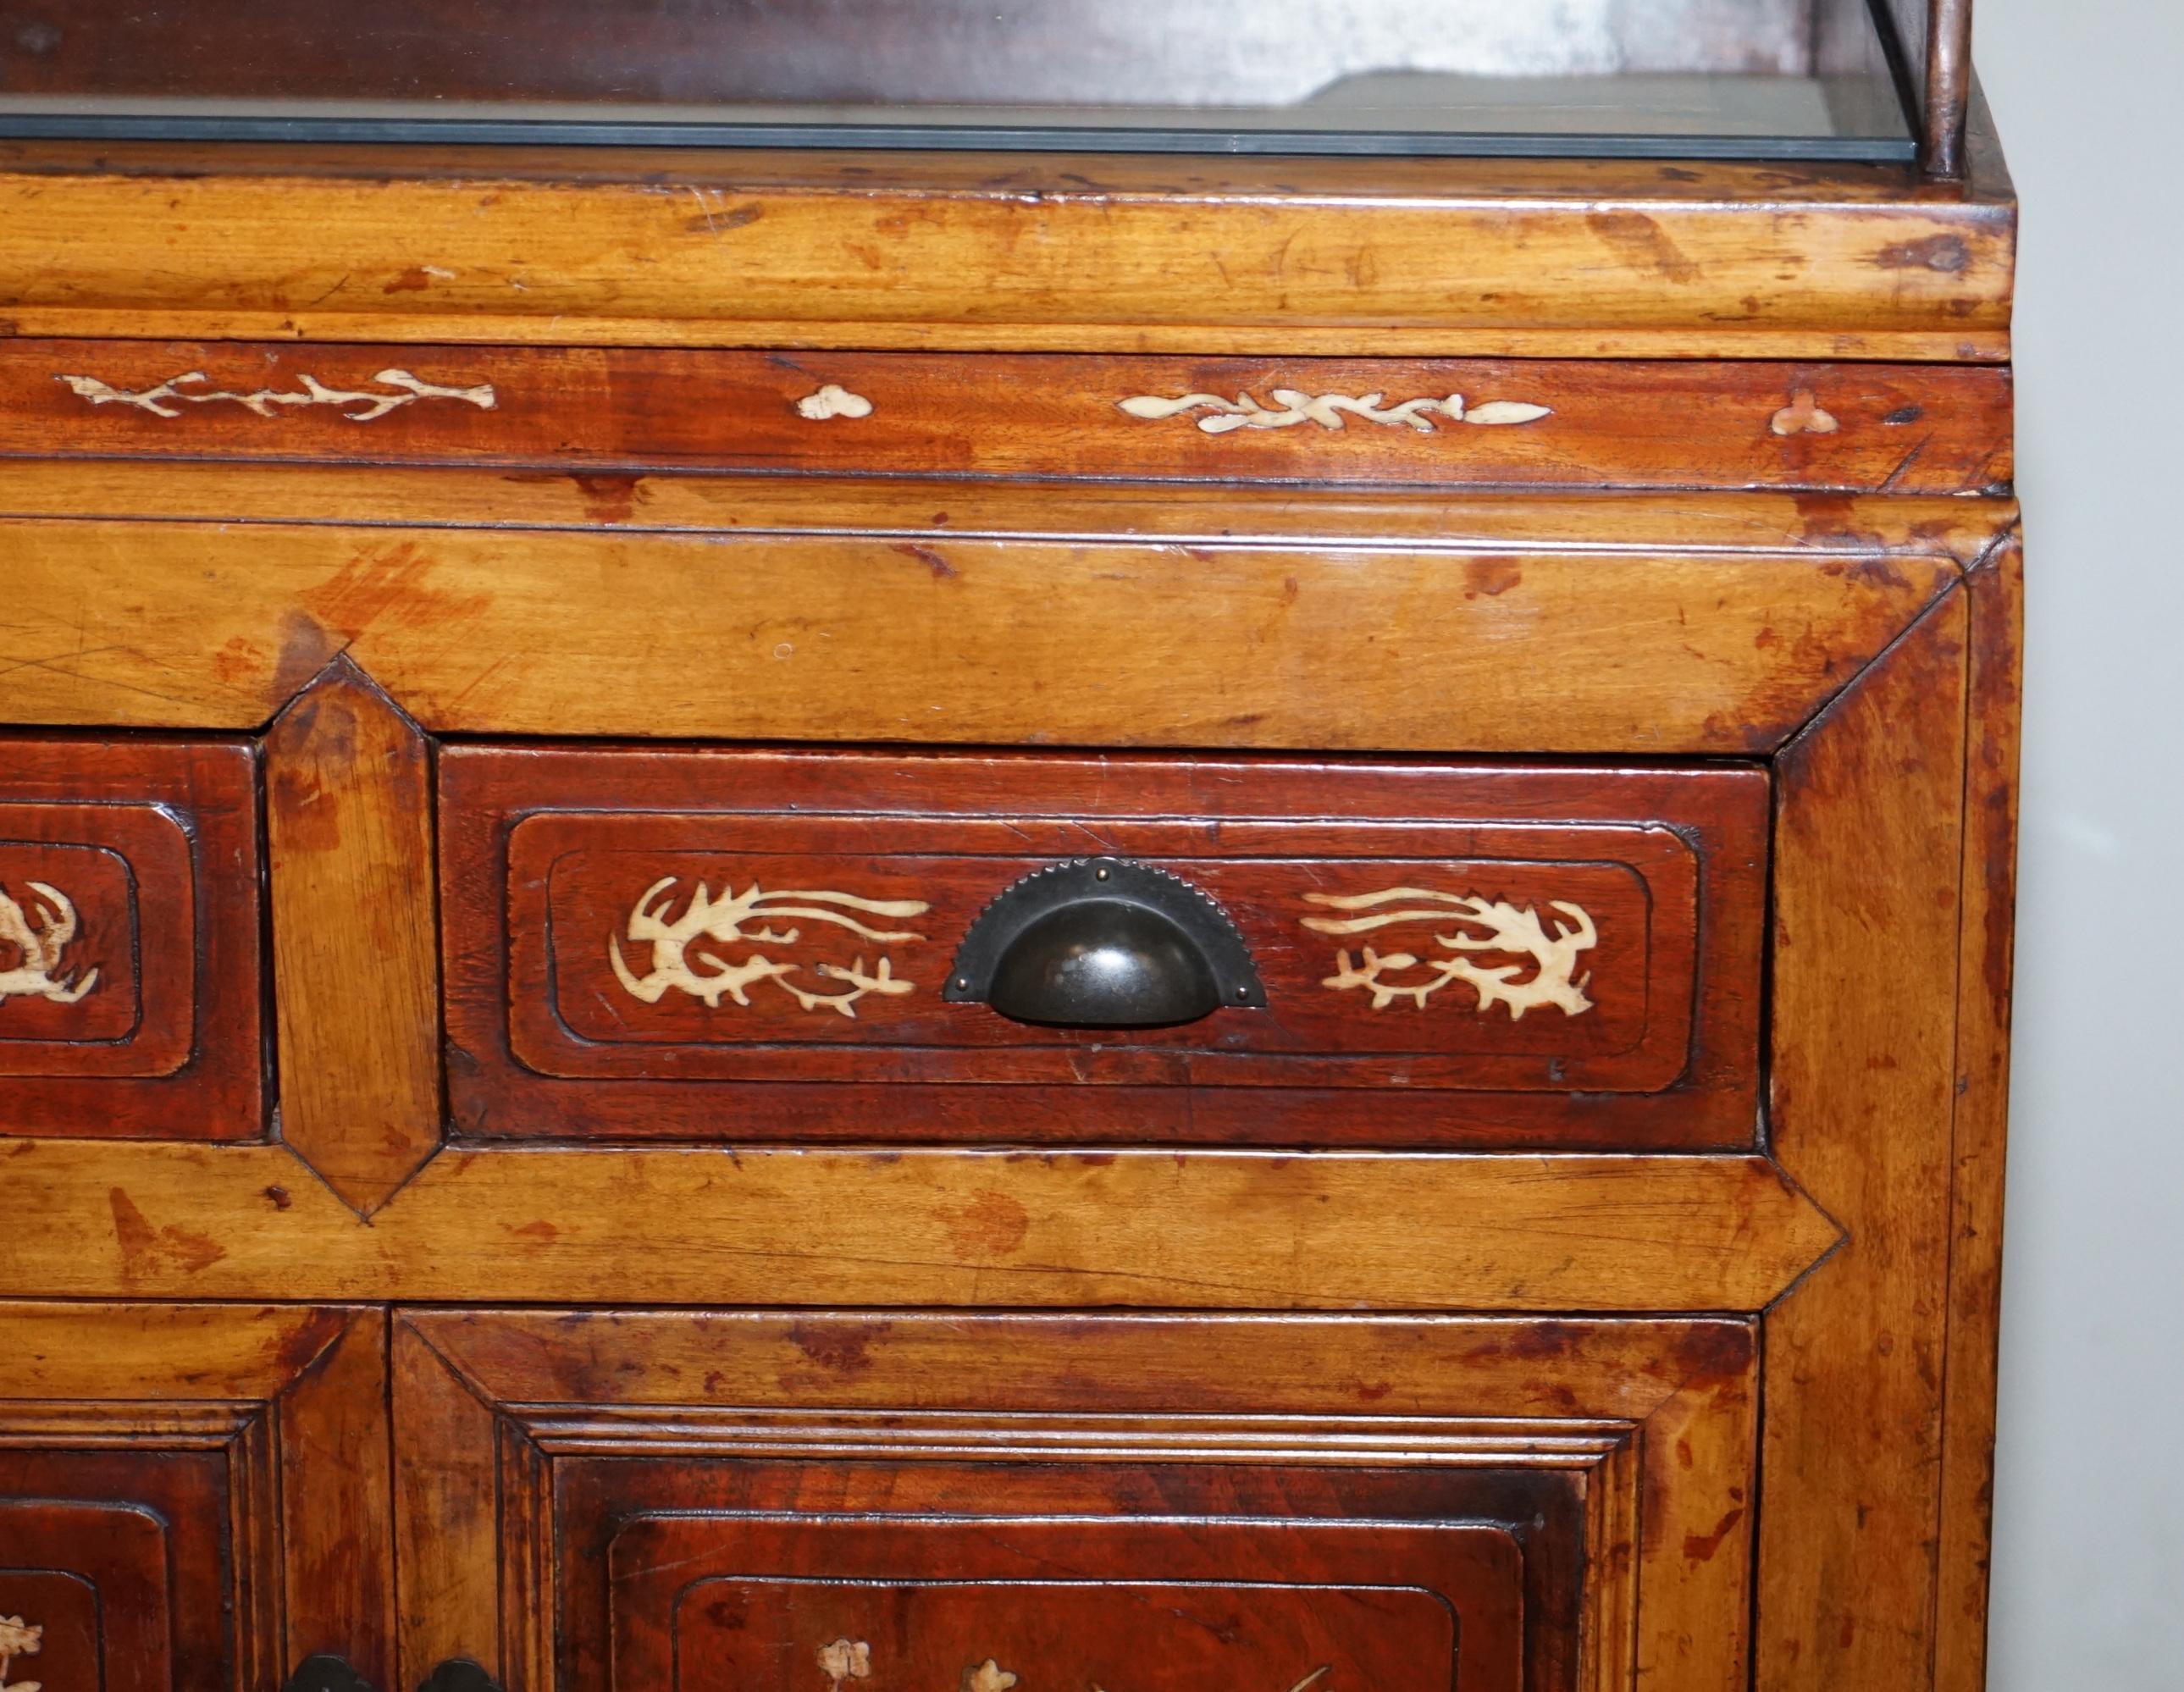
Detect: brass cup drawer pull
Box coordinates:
(943, 857, 1265, 1030)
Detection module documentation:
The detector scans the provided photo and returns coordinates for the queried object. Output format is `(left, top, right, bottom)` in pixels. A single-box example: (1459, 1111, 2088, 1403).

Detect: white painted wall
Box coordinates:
(1976, 2, 2184, 1684)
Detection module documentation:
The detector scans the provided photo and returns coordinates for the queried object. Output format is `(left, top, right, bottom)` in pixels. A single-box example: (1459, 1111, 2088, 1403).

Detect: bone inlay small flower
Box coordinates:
(0, 1614, 41, 1692)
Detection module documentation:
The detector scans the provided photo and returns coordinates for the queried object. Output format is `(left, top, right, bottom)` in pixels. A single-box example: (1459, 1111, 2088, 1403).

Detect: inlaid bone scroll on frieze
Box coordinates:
(1120, 389, 1551, 434)
(1302, 887, 1596, 1019)
(57, 368, 497, 422)
(610, 876, 932, 1020)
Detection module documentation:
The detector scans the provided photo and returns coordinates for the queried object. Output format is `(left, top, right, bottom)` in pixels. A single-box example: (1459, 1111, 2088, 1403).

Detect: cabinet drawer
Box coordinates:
(442, 749, 1765, 1148)
(396, 1312, 1757, 1692)
(0, 738, 263, 1137)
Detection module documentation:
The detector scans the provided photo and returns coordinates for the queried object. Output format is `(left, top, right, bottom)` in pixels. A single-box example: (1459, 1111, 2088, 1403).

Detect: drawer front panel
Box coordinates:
(0, 739, 263, 1137)
(445, 750, 1766, 1148)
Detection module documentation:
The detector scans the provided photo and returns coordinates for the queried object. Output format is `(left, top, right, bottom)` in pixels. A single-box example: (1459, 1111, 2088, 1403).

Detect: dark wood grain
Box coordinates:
(0, 1303, 394, 1692)
(443, 749, 1767, 1149)
(0, 738, 263, 1138)
(3, 341, 2014, 495)
(395, 1311, 1759, 1692)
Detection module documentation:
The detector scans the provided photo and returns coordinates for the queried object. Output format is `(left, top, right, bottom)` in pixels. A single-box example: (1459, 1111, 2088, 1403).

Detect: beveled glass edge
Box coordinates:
(0, 113, 1920, 162)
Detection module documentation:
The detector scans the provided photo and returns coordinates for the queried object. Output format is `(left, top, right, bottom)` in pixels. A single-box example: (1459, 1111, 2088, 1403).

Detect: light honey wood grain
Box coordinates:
(1761, 586, 1971, 1690)
(267, 661, 443, 1214)
(0, 474, 1973, 750)
(1935, 533, 2024, 1692)
(0, 1142, 1841, 1313)
(0, 147, 2014, 361)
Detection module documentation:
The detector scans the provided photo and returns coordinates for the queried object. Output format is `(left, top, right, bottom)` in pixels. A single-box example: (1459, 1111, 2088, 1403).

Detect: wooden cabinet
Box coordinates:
(0, 7, 2018, 1688)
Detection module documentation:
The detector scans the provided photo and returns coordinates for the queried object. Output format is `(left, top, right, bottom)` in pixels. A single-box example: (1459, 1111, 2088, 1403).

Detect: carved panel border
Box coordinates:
(394, 1313, 1755, 1692)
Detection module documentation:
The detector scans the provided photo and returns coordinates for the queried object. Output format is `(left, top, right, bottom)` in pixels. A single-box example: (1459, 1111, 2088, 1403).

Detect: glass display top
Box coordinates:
(0, 0, 1917, 161)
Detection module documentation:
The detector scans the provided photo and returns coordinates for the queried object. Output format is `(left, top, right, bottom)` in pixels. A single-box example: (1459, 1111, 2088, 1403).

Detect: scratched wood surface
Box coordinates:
(0, 473, 1976, 749)
(0, 1302, 394, 1690)
(1761, 583, 1975, 1689)
(0, 1141, 1841, 1313)
(0, 145, 2015, 359)
(2, 340, 2014, 494)
(441, 750, 1767, 1148)
(265, 662, 444, 1214)
(395, 1312, 1757, 1692)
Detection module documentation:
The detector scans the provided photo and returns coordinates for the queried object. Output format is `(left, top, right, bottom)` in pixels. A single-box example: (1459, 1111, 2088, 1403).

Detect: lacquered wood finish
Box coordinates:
(392, 1312, 1758, 1692)
(0, 472, 1977, 750)
(0, 147, 2015, 360)
(0, 1302, 395, 1689)
(0, 738, 263, 1138)
(3, 340, 2014, 494)
(0, 56, 2019, 1692)
(444, 749, 1766, 1147)
(267, 663, 444, 1214)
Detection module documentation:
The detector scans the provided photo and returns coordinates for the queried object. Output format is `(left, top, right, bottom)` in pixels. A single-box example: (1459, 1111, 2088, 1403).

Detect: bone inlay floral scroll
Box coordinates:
(56, 368, 497, 422)
(610, 876, 931, 1020)
(1302, 888, 1596, 1019)
(815, 1645, 1327, 1692)
(0, 1616, 40, 1692)
(1120, 390, 1552, 435)
(0, 881, 97, 1008)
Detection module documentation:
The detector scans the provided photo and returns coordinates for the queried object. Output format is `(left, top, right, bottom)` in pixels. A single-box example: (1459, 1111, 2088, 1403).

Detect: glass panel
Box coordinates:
(0, 0, 1915, 159)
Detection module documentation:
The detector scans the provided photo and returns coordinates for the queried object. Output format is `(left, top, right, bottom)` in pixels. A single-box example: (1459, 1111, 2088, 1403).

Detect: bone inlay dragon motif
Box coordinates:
(1302, 887, 1596, 1019)
(0, 882, 97, 1008)
(610, 877, 931, 1020)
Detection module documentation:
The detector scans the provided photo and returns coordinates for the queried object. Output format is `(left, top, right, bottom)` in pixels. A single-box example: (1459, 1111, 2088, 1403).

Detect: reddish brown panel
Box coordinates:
(396, 1311, 1761, 1692)
(607, 1517, 1523, 1692)
(0, 1501, 171, 1692)
(0, 1303, 396, 1690)
(443, 749, 1767, 1148)
(0, 738, 263, 1137)
(569, 1452, 1573, 1692)
(0, 340, 2014, 495)
(0, 1454, 233, 1692)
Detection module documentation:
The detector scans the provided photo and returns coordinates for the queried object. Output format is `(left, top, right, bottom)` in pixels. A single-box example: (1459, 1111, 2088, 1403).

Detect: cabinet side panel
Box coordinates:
(1761, 588, 1970, 1689)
